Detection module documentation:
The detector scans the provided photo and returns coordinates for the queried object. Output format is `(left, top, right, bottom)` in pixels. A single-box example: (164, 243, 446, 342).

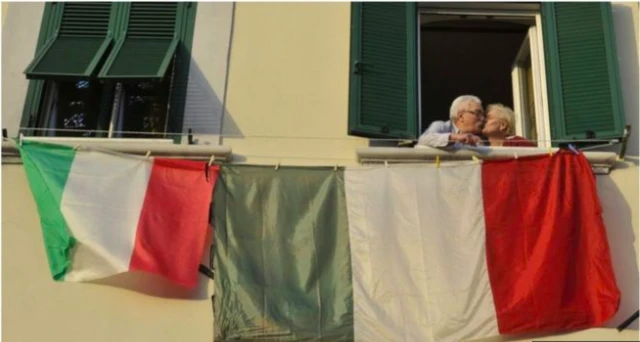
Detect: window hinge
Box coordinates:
(354, 61, 369, 75)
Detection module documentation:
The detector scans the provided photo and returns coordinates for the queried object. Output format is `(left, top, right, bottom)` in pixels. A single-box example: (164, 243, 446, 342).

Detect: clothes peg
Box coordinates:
(145, 151, 151, 158)
(275, 161, 280, 170)
(513, 152, 518, 160)
(568, 144, 580, 155)
(208, 155, 215, 167)
(384, 160, 389, 168)
(548, 147, 553, 157)
(471, 155, 481, 163)
(334, 164, 338, 171)
(435, 155, 441, 169)
(18, 133, 24, 146)
(74, 144, 82, 151)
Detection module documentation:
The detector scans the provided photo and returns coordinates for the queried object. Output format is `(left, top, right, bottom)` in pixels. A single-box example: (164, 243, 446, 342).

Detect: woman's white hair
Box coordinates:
(486, 103, 516, 136)
(449, 95, 482, 121)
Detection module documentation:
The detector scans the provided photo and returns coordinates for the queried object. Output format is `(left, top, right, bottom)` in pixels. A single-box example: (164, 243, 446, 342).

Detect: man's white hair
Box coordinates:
(449, 95, 482, 121)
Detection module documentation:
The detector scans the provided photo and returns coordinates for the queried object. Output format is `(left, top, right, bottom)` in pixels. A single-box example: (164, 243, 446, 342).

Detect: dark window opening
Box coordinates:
(37, 80, 109, 137)
(420, 17, 529, 131)
(118, 69, 173, 139)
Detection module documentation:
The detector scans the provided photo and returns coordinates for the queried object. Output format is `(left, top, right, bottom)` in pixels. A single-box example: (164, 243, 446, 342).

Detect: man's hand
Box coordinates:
(449, 133, 482, 146)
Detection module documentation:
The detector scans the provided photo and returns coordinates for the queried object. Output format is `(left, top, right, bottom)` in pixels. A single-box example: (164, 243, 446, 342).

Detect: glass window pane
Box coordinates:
(120, 75, 171, 139)
(53, 80, 104, 137)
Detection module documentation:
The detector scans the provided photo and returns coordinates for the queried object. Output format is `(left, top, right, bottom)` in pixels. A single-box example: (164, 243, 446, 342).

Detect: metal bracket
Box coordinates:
(188, 128, 194, 145)
(198, 264, 214, 280)
(617, 124, 631, 161)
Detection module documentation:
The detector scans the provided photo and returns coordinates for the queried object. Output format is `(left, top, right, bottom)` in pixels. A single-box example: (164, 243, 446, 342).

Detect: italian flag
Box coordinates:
(19, 141, 218, 288)
(213, 153, 620, 341)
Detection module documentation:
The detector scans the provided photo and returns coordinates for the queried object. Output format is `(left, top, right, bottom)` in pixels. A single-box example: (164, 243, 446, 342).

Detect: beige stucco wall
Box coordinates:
(1, 2, 43, 138)
(2, 2, 9, 25)
(221, 2, 368, 166)
(2, 2, 639, 342)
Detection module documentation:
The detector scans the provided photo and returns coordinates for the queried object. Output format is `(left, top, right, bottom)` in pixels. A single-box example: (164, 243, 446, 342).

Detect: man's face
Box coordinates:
(455, 101, 484, 134)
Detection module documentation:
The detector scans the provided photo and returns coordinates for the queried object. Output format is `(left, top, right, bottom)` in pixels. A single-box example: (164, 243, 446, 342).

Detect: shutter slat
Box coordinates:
(25, 2, 113, 79)
(126, 2, 178, 39)
(98, 2, 180, 79)
(60, 2, 111, 37)
(543, 3, 625, 141)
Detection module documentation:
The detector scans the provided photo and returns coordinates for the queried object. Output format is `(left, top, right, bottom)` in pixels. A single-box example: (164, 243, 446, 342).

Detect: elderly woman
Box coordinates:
(481, 103, 536, 147)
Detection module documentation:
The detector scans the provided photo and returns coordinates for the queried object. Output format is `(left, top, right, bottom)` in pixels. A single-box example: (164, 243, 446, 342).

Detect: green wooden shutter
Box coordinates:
(542, 3, 625, 142)
(21, 3, 67, 136)
(24, 2, 114, 79)
(348, 3, 418, 139)
(98, 2, 180, 79)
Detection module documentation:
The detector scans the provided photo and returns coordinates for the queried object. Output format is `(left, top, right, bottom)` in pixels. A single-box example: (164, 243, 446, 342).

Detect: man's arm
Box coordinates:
(416, 122, 482, 147)
(416, 121, 452, 147)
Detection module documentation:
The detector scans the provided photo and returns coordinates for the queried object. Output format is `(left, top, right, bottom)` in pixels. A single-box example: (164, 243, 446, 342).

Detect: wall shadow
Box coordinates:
(597, 174, 640, 331)
(182, 58, 242, 145)
(612, 4, 639, 158)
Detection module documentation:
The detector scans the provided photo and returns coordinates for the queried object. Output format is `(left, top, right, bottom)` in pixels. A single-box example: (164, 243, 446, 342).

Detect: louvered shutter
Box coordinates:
(24, 2, 114, 79)
(98, 2, 181, 79)
(348, 3, 418, 139)
(542, 2, 626, 142)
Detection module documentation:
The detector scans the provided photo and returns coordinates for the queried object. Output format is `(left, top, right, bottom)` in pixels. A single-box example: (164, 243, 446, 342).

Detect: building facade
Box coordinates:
(2, 2, 639, 341)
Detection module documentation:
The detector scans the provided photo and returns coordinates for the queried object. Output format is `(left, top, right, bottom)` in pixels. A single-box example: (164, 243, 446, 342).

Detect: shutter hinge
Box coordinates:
(381, 124, 390, 134)
(354, 61, 367, 75)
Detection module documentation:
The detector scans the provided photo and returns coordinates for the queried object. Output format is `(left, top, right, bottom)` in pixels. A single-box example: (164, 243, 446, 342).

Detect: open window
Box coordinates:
(20, 2, 196, 141)
(348, 2, 626, 147)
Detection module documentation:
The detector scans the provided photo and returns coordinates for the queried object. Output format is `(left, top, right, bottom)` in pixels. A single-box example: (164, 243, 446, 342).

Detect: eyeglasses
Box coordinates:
(460, 110, 485, 117)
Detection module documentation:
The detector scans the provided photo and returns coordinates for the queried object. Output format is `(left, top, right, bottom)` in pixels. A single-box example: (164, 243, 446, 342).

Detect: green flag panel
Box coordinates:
(213, 165, 354, 341)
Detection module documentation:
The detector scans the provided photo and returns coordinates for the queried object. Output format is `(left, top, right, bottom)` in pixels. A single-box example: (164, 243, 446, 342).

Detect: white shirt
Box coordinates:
(416, 120, 460, 148)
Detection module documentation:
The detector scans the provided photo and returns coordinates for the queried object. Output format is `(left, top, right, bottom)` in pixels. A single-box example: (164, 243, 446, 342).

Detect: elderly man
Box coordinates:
(417, 95, 485, 147)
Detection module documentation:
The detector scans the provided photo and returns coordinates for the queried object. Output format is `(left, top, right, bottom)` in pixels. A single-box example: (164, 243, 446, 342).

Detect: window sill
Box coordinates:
(1, 138, 232, 164)
(356, 146, 618, 174)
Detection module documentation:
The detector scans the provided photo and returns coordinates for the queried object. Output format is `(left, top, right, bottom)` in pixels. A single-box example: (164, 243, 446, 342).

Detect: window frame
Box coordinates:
(417, 6, 552, 147)
(350, 2, 626, 147)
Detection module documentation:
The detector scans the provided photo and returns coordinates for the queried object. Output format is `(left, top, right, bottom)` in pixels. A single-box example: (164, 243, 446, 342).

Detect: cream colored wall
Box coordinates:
(2, 2, 8, 25)
(1, 2, 43, 138)
(221, 2, 368, 166)
(1, 2, 639, 342)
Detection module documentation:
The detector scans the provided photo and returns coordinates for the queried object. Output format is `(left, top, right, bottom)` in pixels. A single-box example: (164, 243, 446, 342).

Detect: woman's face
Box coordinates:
(482, 110, 507, 137)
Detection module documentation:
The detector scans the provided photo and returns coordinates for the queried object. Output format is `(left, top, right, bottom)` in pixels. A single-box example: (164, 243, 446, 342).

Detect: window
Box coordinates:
(348, 2, 626, 148)
(20, 2, 197, 141)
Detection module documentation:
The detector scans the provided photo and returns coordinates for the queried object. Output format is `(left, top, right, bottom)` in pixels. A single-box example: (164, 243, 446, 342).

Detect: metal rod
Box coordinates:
(617, 310, 639, 332)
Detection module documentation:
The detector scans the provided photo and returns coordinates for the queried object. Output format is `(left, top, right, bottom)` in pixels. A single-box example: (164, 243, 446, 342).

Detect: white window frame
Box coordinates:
(511, 33, 531, 138)
(418, 7, 552, 148)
